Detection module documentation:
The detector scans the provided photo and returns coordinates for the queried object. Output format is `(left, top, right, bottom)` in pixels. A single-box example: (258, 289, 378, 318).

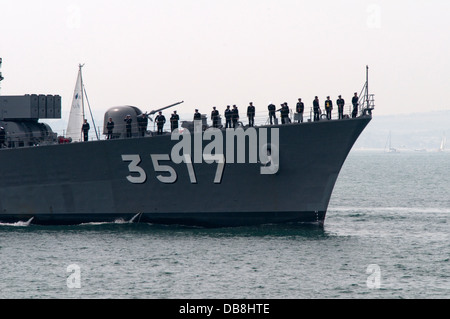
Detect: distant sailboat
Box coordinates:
(66, 64, 98, 142)
(385, 131, 398, 153)
(438, 132, 446, 152)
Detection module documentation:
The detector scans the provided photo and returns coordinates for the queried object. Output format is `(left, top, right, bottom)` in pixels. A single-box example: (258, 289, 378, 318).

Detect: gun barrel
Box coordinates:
(149, 101, 184, 115)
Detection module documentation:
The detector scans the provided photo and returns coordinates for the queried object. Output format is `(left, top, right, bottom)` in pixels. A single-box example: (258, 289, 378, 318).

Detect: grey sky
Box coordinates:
(1, 0, 449, 123)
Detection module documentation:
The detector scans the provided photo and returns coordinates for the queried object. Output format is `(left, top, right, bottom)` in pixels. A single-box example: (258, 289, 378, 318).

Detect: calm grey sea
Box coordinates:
(0, 151, 448, 299)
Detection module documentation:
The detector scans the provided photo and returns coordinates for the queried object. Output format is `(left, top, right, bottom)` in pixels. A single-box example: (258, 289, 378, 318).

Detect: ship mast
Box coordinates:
(366, 65, 369, 110)
(79, 64, 86, 121)
(358, 65, 375, 115)
(78, 64, 99, 141)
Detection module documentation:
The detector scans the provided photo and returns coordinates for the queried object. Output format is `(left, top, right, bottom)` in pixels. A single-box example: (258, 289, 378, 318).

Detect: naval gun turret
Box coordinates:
(102, 105, 144, 139)
(103, 101, 184, 139)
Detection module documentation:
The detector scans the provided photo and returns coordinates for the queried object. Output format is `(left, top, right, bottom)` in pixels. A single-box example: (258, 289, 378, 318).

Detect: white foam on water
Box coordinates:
(79, 213, 142, 226)
(0, 217, 34, 227)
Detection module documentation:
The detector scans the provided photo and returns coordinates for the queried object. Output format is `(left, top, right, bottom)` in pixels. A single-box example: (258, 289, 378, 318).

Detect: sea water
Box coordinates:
(0, 151, 448, 299)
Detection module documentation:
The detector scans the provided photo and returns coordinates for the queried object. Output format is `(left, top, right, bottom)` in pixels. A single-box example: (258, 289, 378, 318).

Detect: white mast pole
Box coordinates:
(79, 63, 86, 121)
(366, 65, 369, 110)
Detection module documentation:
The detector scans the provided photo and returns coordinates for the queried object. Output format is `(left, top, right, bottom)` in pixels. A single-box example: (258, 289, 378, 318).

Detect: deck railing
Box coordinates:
(1, 99, 375, 148)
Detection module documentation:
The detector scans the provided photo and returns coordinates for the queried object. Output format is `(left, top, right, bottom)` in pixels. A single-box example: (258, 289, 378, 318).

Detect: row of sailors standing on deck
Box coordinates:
(149, 94, 359, 134)
(267, 93, 359, 125)
(104, 113, 158, 140)
(95, 93, 361, 141)
(312, 93, 360, 122)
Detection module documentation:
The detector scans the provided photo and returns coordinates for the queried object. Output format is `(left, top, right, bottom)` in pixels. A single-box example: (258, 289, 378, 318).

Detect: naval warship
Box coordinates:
(0, 61, 373, 227)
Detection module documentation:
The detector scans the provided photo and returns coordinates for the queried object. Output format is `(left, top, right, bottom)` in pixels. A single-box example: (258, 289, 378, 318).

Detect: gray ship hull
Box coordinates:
(0, 116, 371, 227)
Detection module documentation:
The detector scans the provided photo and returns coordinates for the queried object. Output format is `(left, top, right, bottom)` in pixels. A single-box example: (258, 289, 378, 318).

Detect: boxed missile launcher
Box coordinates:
(0, 94, 61, 120)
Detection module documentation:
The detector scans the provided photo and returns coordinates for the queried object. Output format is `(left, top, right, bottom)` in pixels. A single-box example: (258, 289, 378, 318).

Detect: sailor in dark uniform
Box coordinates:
(155, 111, 166, 135)
(82, 119, 90, 142)
(0, 126, 6, 148)
(137, 113, 149, 137)
(296, 98, 304, 123)
(194, 109, 202, 121)
(337, 95, 345, 120)
(106, 117, 115, 140)
(325, 96, 333, 120)
(170, 111, 180, 132)
(232, 105, 240, 128)
(247, 102, 255, 127)
(193, 109, 202, 133)
(224, 105, 232, 128)
(211, 107, 220, 128)
(268, 103, 277, 125)
(313, 97, 320, 122)
(280, 103, 290, 124)
(124, 115, 133, 138)
(352, 93, 359, 118)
